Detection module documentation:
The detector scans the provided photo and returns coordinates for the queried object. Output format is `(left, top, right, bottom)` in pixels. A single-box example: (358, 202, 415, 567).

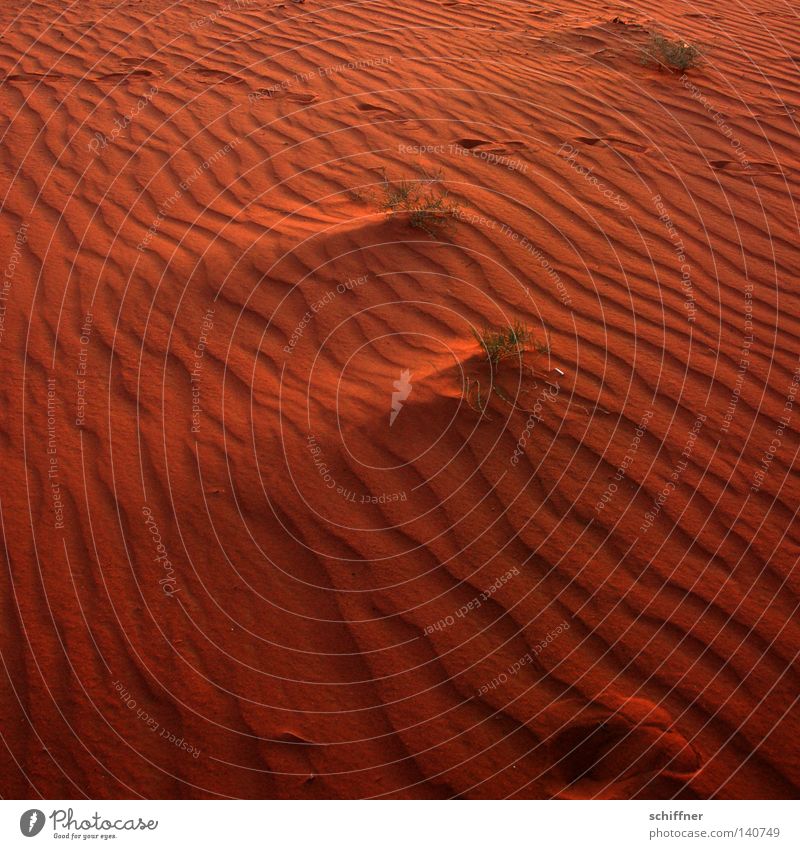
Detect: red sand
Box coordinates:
(0, 0, 798, 798)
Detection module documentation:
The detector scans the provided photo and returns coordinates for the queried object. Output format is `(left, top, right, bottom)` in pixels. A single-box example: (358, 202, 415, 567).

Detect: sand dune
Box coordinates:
(0, 0, 798, 798)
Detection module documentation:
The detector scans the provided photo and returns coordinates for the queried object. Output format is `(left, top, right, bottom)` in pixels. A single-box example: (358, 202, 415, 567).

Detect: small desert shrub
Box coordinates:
(379, 170, 460, 237)
(642, 33, 701, 72)
(465, 321, 548, 418)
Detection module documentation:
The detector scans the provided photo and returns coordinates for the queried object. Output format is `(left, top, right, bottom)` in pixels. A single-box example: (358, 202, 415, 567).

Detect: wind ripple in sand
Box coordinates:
(0, 0, 798, 799)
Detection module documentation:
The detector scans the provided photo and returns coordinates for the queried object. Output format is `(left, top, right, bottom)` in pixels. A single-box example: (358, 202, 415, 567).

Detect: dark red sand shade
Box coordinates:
(0, 0, 798, 798)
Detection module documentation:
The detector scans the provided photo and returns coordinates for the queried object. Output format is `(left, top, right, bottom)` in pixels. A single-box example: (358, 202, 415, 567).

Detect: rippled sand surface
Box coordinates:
(0, 0, 798, 798)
